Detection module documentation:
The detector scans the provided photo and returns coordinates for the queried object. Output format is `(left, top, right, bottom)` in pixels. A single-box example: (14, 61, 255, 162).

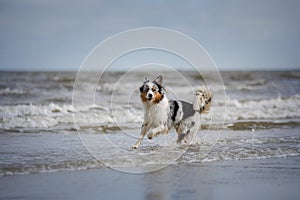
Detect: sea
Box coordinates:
(0, 71, 300, 175)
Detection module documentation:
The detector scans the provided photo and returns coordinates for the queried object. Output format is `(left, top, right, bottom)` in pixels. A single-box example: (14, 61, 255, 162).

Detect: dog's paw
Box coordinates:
(131, 144, 139, 149)
(147, 133, 153, 140)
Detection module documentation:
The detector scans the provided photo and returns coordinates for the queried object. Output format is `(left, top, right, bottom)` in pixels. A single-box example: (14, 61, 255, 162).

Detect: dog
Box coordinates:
(131, 75, 212, 149)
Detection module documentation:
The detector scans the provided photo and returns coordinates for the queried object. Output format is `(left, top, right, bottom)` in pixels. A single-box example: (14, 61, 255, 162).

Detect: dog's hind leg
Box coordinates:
(176, 120, 199, 144)
(176, 127, 189, 144)
(132, 123, 149, 149)
(177, 133, 186, 143)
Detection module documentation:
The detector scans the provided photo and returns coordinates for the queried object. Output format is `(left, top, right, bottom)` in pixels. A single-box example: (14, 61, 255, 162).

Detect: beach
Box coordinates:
(1, 156, 299, 200)
(1, 0, 300, 199)
(0, 71, 300, 199)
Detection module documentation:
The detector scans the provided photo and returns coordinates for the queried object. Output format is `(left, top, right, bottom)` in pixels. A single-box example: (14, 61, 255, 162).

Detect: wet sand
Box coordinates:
(1, 156, 300, 200)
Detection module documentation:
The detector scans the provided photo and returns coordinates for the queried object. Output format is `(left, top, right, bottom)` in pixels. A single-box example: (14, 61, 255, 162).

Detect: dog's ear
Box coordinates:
(154, 75, 163, 86)
(139, 85, 144, 93)
(140, 77, 149, 92)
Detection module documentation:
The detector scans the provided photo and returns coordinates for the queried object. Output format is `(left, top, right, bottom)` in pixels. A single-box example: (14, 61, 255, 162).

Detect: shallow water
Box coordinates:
(0, 71, 299, 175)
(1, 126, 299, 175)
(1, 157, 300, 200)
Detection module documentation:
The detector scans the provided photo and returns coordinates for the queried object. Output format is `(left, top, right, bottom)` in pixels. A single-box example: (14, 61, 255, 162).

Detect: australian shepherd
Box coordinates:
(132, 75, 212, 149)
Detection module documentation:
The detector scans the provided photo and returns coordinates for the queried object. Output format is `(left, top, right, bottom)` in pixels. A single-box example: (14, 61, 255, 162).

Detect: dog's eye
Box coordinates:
(152, 86, 157, 92)
(140, 85, 149, 92)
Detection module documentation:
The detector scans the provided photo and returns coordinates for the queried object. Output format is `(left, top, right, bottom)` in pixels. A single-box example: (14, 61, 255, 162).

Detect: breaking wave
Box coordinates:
(225, 95, 300, 120)
(0, 88, 27, 95)
(0, 95, 300, 130)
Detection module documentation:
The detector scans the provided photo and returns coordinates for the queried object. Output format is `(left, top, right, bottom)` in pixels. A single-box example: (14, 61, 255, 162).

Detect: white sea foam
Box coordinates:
(0, 88, 26, 95)
(1, 126, 299, 176)
(1, 95, 300, 129)
(0, 103, 143, 129)
(1, 71, 299, 176)
(224, 95, 300, 120)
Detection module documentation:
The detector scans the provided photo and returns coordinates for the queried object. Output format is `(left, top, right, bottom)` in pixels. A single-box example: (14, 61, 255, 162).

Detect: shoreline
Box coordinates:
(1, 156, 299, 200)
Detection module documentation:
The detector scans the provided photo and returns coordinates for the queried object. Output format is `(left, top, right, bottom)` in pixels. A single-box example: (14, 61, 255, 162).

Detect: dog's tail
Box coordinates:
(193, 86, 212, 114)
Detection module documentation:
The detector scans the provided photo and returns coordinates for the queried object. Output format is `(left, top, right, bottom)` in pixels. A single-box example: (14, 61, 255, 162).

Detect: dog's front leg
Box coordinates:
(147, 125, 167, 139)
(132, 123, 149, 149)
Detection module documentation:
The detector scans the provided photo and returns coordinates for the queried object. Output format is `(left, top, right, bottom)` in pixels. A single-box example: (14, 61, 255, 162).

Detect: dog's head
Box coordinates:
(193, 86, 212, 114)
(139, 75, 164, 103)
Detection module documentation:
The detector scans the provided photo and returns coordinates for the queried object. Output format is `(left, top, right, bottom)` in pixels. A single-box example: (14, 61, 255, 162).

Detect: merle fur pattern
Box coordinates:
(132, 75, 212, 149)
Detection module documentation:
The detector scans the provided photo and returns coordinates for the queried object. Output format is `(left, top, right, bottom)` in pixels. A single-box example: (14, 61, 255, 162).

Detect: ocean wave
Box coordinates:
(0, 159, 103, 177)
(225, 95, 300, 120)
(0, 88, 26, 95)
(226, 120, 300, 130)
(0, 95, 299, 130)
(0, 103, 73, 129)
(234, 79, 267, 91)
(0, 103, 143, 129)
(279, 71, 300, 79)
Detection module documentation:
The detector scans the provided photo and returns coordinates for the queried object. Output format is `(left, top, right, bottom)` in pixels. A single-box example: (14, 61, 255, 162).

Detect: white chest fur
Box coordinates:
(144, 97, 169, 127)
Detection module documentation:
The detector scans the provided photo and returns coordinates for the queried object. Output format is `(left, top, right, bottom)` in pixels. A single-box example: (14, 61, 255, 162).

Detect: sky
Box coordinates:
(0, 0, 299, 71)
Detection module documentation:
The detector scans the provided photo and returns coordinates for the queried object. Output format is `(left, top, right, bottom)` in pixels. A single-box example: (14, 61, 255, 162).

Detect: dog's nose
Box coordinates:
(148, 94, 153, 98)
